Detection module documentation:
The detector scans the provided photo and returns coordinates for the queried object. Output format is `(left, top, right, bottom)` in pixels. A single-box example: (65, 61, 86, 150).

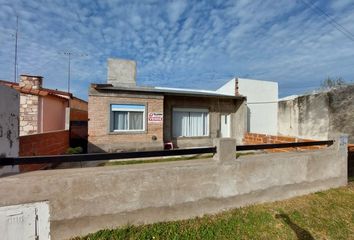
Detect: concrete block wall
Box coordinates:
(88, 91, 164, 152)
(19, 130, 69, 172)
(0, 136, 347, 239)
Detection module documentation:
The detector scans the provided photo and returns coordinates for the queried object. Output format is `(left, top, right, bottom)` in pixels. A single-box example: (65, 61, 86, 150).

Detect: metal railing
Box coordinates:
(0, 140, 334, 166)
(0, 147, 217, 166)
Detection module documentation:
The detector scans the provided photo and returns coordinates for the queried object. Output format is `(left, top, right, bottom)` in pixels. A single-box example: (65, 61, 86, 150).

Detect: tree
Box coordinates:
(321, 77, 346, 89)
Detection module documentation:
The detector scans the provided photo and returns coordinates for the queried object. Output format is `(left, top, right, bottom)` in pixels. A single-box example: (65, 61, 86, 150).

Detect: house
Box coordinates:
(88, 58, 247, 152)
(217, 78, 278, 135)
(0, 75, 88, 153)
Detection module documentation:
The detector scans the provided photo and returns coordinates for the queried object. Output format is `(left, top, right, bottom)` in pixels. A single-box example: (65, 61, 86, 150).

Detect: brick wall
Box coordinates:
(243, 132, 326, 152)
(70, 97, 88, 112)
(19, 130, 69, 172)
(70, 109, 88, 121)
(349, 144, 354, 178)
(88, 91, 164, 152)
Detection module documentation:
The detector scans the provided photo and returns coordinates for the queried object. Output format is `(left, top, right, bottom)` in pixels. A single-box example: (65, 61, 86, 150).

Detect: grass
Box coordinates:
(101, 152, 255, 167)
(73, 181, 354, 240)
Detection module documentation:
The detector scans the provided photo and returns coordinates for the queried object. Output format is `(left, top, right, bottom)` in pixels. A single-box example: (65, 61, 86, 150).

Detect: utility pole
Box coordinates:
(14, 16, 18, 83)
(61, 52, 87, 93)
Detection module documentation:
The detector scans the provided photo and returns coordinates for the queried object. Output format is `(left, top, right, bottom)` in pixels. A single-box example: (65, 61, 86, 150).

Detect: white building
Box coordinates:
(217, 78, 278, 135)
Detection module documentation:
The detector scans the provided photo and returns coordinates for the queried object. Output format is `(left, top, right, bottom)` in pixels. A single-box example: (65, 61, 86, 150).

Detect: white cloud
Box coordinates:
(167, 0, 187, 23)
(0, 0, 353, 99)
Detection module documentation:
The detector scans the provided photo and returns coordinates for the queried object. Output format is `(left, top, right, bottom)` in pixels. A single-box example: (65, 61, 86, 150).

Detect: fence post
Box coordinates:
(213, 138, 236, 163)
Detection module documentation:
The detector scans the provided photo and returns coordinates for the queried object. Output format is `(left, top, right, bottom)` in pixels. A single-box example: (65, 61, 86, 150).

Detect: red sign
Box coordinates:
(148, 112, 163, 123)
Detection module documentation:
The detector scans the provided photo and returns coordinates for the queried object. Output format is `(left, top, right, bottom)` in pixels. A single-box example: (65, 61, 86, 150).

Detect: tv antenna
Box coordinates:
(60, 52, 88, 93)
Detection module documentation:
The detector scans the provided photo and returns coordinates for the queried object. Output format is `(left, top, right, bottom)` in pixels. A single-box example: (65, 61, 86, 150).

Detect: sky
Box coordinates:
(0, 0, 353, 100)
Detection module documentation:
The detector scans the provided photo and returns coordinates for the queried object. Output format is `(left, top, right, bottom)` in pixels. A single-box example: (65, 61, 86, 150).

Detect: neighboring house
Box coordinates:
(1, 75, 71, 135)
(88, 58, 247, 153)
(0, 75, 88, 154)
(217, 78, 278, 135)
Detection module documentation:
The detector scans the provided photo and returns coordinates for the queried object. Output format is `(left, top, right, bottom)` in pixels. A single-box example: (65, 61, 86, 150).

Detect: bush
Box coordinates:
(66, 146, 83, 154)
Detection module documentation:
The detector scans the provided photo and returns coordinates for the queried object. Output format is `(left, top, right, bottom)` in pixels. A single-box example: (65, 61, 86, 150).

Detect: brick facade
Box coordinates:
(20, 93, 39, 135)
(88, 91, 164, 152)
(243, 132, 326, 152)
(88, 86, 247, 152)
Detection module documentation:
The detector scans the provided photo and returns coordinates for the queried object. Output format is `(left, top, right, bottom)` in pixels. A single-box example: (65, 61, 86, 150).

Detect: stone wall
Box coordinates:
(0, 136, 347, 239)
(20, 93, 39, 136)
(278, 85, 354, 143)
(18, 75, 43, 136)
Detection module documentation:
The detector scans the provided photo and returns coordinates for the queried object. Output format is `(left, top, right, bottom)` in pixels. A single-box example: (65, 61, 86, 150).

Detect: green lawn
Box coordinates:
(73, 181, 354, 240)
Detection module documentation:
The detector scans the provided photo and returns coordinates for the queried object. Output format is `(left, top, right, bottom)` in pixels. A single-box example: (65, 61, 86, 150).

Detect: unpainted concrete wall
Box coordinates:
(278, 85, 354, 143)
(0, 136, 347, 239)
(107, 58, 136, 87)
(0, 85, 19, 176)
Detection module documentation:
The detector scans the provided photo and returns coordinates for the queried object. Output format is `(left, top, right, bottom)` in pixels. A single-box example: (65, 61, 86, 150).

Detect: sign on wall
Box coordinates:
(148, 112, 163, 123)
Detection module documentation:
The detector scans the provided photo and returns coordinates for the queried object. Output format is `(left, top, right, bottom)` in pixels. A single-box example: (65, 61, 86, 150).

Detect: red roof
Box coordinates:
(0, 80, 72, 100)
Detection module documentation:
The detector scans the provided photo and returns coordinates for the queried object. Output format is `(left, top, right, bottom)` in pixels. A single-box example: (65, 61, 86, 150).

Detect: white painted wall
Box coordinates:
(0, 85, 19, 176)
(0, 201, 50, 240)
(217, 78, 278, 135)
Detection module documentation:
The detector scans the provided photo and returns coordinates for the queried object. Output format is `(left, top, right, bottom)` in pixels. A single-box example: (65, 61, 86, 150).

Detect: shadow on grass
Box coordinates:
(276, 214, 314, 240)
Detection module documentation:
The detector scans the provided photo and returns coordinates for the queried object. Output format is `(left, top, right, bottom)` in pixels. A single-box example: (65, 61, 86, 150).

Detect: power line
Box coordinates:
(299, 0, 354, 42)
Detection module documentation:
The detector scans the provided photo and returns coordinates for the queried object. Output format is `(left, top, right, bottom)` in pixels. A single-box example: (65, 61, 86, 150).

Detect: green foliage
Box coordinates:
(73, 182, 354, 240)
(66, 146, 83, 154)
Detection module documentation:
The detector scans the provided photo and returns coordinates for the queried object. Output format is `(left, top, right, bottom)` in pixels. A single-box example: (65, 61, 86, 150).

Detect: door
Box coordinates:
(220, 114, 231, 138)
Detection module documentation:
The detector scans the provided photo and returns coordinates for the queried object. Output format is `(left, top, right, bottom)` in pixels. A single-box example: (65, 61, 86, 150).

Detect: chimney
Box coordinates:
(19, 75, 43, 89)
(107, 58, 137, 87)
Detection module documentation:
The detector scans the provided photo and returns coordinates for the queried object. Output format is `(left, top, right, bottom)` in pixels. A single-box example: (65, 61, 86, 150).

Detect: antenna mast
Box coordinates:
(14, 16, 18, 83)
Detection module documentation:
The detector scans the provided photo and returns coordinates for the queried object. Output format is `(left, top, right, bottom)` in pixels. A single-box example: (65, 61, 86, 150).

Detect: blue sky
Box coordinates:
(0, 0, 353, 100)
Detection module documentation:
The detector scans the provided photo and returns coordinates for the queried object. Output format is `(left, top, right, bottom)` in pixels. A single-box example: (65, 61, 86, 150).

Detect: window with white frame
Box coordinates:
(110, 104, 145, 132)
(172, 108, 209, 137)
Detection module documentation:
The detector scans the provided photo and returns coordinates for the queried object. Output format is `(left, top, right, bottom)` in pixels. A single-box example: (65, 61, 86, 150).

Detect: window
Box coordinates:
(111, 104, 145, 131)
(172, 108, 209, 137)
